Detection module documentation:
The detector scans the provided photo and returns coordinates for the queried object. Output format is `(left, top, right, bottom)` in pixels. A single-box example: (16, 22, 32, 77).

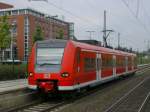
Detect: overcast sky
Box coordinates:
(1, 0, 150, 51)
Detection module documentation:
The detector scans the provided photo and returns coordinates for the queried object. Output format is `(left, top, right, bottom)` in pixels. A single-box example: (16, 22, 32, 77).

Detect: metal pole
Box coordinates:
(89, 32, 92, 40)
(147, 40, 150, 51)
(10, 30, 13, 60)
(103, 10, 107, 47)
(11, 24, 15, 76)
(102, 10, 114, 48)
(12, 47, 14, 77)
(118, 33, 120, 49)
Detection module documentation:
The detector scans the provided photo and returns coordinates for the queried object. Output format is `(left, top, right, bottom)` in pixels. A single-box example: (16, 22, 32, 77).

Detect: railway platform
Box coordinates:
(0, 79, 27, 94)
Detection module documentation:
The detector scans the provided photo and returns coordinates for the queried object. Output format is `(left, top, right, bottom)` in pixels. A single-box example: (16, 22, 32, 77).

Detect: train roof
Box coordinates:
(36, 39, 136, 56)
(70, 40, 136, 56)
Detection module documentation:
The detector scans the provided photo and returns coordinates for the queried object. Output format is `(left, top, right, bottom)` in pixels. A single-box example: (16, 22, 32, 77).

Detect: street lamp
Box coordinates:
(10, 22, 17, 76)
(10, 22, 16, 60)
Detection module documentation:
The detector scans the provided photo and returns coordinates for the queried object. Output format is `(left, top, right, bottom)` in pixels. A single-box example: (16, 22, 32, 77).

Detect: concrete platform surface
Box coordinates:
(0, 79, 27, 93)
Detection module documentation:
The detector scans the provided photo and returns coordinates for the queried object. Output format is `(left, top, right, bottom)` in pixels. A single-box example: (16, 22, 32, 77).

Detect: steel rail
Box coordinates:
(103, 70, 150, 112)
(138, 91, 150, 112)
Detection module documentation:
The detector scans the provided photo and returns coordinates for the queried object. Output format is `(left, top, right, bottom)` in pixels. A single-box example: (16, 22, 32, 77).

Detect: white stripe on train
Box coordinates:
(28, 70, 136, 91)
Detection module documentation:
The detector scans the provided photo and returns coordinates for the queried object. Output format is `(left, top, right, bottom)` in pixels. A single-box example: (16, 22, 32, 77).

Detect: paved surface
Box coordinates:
(141, 96, 150, 112)
(0, 79, 27, 93)
(56, 69, 150, 112)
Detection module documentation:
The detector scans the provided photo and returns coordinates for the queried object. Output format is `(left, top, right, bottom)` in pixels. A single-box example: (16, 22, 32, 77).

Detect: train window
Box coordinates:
(35, 48, 64, 73)
(84, 58, 96, 72)
(116, 56, 125, 67)
(112, 56, 116, 67)
(102, 54, 113, 70)
(125, 57, 128, 66)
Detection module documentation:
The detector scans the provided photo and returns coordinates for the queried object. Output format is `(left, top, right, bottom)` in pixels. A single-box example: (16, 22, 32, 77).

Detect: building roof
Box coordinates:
(0, 7, 69, 25)
(0, 2, 13, 9)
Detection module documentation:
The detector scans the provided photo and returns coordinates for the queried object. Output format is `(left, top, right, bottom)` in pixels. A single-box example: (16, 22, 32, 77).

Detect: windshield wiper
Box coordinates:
(39, 63, 59, 66)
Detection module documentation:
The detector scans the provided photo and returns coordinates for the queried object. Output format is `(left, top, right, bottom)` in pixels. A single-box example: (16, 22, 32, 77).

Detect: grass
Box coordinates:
(137, 56, 150, 65)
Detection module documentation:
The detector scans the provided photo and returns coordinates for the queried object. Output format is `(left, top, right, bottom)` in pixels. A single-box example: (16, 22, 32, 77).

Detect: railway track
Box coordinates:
(54, 65, 150, 112)
(103, 69, 150, 112)
(0, 90, 39, 112)
(3, 64, 150, 112)
(138, 92, 150, 112)
(13, 100, 66, 112)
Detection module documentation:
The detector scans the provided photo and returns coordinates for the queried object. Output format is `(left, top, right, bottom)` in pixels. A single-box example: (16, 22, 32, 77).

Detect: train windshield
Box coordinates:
(35, 48, 64, 73)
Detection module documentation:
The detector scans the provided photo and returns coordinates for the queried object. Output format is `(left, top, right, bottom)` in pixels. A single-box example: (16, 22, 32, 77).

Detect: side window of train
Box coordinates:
(132, 56, 134, 66)
(125, 56, 128, 66)
(84, 57, 96, 72)
(113, 55, 116, 67)
(102, 54, 113, 70)
(101, 54, 105, 69)
(116, 56, 125, 67)
(116, 56, 120, 67)
(123, 56, 126, 66)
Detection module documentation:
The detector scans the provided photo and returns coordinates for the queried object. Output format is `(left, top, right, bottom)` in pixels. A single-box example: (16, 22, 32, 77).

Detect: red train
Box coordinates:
(28, 39, 137, 93)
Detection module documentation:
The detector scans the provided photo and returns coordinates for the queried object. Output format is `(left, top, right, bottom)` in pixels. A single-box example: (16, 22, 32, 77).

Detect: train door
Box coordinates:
(113, 55, 116, 76)
(74, 49, 81, 88)
(96, 53, 101, 80)
(125, 56, 128, 72)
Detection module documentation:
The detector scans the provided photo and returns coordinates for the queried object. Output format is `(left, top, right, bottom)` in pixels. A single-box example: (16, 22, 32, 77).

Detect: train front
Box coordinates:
(28, 39, 67, 93)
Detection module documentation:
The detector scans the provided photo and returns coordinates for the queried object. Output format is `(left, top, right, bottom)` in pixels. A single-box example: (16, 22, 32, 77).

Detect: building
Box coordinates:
(0, 2, 13, 9)
(0, 2, 74, 61)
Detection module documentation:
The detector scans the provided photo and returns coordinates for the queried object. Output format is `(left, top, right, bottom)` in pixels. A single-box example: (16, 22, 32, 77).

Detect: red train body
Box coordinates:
(28, 39, 137, 93)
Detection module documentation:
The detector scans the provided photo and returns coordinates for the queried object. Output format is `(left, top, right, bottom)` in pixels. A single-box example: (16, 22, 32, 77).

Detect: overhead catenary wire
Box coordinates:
(121, 0, 150, 36)
(84, 0, 148, 50)
(136, 0, 140, 18)
(28, 0, 149, 51)
(47, 0, 149, 51)
(46, 0, 103, 28)
(140, 0, 150, 27)
(28, 0, 102, 29)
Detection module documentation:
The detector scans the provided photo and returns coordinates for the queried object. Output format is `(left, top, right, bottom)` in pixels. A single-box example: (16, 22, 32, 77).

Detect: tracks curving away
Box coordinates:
(104, 72, 150, 112)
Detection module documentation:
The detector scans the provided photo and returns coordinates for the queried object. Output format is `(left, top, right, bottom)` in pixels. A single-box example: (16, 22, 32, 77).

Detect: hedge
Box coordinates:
(0, 64, 27, 81)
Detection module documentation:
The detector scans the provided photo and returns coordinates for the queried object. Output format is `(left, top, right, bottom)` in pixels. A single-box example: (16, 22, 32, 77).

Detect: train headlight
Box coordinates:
(61, 72, 69, 78)
(29, 72, 33, 77)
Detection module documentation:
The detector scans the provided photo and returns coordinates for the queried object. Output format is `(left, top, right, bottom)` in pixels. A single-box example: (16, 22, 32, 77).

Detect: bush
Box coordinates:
(0, 64, 27, 81)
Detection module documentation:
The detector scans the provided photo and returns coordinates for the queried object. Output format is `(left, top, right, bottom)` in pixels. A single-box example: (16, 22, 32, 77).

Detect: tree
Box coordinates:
(0, 15, 11, 62)
(33, 25, 43, 43)
(56, 29, 64, 39)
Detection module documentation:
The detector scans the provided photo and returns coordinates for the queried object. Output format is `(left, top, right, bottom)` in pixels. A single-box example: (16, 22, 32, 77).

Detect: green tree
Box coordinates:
(0, 15, 11, 62)
(56, 29, 64, 39)
(33, 25, 43, 43)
